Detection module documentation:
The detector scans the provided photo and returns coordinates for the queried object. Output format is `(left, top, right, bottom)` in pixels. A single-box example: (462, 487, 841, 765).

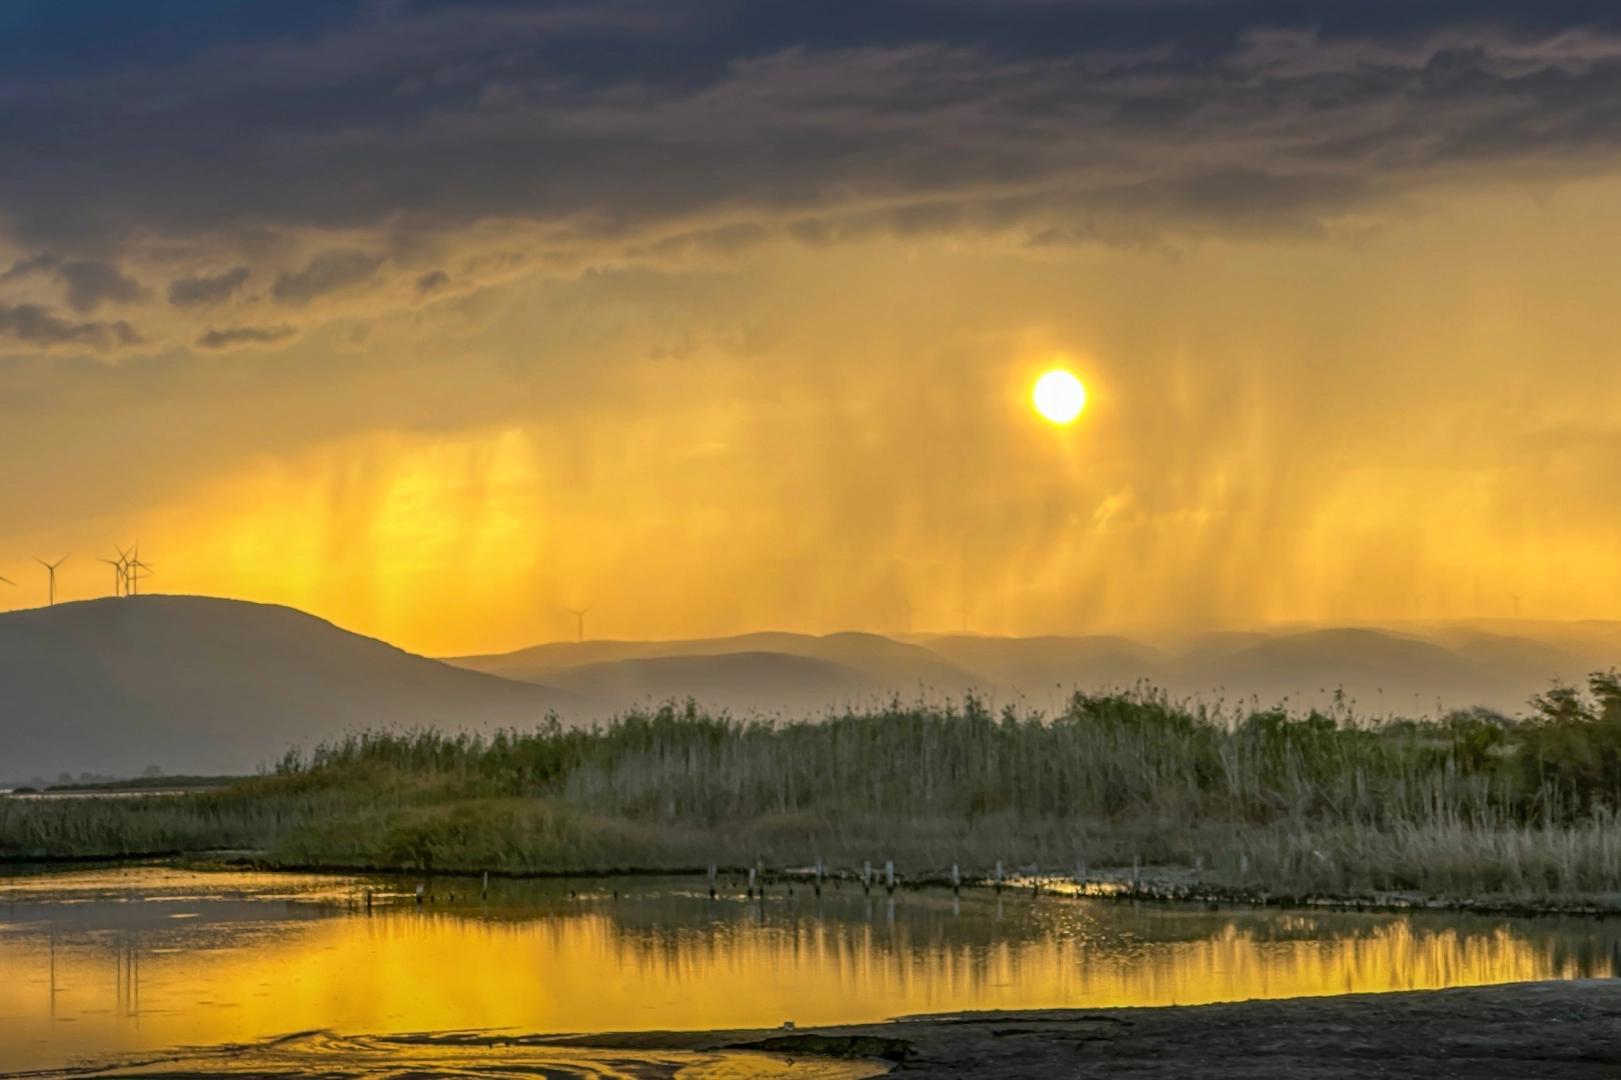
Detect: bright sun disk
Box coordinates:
(1033, 369, 1086, 424)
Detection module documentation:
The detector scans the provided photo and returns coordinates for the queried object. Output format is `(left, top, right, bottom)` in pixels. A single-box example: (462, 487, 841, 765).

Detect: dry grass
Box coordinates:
(7, 682, 1621, 907)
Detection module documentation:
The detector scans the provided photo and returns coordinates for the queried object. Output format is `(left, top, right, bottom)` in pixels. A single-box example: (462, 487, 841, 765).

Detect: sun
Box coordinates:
(1032, 369, 1086, 424)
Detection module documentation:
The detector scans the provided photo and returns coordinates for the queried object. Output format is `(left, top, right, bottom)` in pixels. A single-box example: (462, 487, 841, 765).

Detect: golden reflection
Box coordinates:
(0, 870, 1612, 1071)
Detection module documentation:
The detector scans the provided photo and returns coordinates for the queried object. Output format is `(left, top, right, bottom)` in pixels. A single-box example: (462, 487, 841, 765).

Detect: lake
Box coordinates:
(1, 865, 1617, 1075)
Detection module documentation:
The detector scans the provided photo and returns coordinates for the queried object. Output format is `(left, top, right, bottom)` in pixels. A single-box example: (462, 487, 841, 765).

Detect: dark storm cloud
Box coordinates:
(0, 302, 139, 348)
(169, 267, 250, 307)
(415, 269, 450, 294)
(5, 2, 1621, 258)
(196, 324, 295, 349)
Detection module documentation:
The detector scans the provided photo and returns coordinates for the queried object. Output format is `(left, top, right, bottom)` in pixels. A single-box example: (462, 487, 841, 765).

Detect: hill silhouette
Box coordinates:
(544, 651, 902, 717)
(0, 596, 576, 783)
(455, 630, 972, 686)
(454, 624, 1621, 719)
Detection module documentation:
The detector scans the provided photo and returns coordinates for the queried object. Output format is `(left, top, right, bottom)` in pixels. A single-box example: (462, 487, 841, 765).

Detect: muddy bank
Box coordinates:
(537, 979, 1621, 1078)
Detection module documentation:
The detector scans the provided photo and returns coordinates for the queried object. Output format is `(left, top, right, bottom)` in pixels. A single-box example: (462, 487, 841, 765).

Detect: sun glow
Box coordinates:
(1033, 369, 1086, 424)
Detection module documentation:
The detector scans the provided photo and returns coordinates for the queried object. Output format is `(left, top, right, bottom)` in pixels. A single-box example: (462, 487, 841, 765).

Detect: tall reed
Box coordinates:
(6, 677, 1621, 903)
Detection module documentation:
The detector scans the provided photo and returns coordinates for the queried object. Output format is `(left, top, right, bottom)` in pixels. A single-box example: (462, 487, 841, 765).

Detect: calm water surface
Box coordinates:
(1, 866, 1618, 1073)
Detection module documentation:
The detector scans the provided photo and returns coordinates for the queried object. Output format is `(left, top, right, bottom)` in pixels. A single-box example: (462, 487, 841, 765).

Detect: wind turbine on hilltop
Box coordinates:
(98, 554, 128, 597)
(565, 606, 589, 643)
(34, 555, 69, 606)
(125, 544, 153, 596)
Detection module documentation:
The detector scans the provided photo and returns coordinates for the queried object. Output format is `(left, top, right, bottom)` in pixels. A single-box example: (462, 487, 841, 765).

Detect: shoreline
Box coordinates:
(516, 978, 1621, 1078)
(9, 854, 1621, 921)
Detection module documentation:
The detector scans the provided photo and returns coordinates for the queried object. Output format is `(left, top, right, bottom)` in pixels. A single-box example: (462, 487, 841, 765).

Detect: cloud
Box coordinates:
(0, 302, 139, 348)
(0, 253, 60, 281)
(57, 260, 144, 313)
(272, 250, 385, 304)
(169, 267, 250, 307)
(195, 325, 296, 350)
(416, 269, 450, 294)
(2, 4, 1621, 269)
(1, 254, 144, 312)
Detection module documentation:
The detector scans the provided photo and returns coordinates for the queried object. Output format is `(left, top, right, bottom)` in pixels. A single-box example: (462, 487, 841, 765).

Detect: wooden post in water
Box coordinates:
(748, 866, 756, 898)
(994, 860, 1003, 893)
(709, 864, 718, 899)
(814, 856, 823, 897)
(415, 884, 424, 905)
(863, 861, 872, 895)
(885, 860, 895, 894)
(482, 872, 488, 900)
(951, 863, 960, 893)
(1132, 855, 1140, 887)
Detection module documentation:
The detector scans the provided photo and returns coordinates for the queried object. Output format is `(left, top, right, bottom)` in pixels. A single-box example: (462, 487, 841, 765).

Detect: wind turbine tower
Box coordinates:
(98, 557, 125, 597)
(565, 607, 589, 643)
(126, 545, 153, 597)
(35, 555, 69, 606)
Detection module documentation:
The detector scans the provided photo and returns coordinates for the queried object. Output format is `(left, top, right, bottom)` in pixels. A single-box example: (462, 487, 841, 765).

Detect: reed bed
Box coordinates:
(5, 676, 1621, 906)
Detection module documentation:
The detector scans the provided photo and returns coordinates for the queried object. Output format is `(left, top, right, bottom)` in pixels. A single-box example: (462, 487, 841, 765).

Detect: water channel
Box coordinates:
(2, 865, 1616, 1075)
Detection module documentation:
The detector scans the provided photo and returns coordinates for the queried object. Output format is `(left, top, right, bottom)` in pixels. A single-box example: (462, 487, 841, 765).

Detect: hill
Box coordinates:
(450, 631, 978, 713)
(0, 596, 578, 784)
(543, 651, 903, 717)
(454, 625, 1621, 719)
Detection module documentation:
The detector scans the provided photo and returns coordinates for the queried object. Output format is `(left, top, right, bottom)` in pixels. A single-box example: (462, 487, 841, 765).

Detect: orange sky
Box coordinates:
(6, 11, 1621, 655)
(5, 175, 1621, 656)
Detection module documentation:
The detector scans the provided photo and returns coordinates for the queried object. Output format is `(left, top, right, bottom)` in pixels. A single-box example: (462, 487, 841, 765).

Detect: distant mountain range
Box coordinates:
(450, 622, 1621, 719)
(3, 595, 1620, 783)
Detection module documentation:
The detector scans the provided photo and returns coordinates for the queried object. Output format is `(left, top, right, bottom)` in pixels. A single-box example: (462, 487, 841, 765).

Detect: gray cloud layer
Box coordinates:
(4, 3, 1621, 354)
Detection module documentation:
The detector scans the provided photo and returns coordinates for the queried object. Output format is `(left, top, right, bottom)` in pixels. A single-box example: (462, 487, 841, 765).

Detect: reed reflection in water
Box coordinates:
(0, 868, 1617, 1072)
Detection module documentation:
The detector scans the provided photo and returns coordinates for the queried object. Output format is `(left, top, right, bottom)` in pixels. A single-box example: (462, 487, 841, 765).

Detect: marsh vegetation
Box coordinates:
(7, 674, 1621, 905)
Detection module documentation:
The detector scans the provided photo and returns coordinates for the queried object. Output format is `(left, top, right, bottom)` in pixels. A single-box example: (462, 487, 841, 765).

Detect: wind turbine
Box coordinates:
(34, 555, 69, 606)
(0, 575, 14, 588)
(98, 556, 126, 597)
(565, 606, 589, 643)
(126, 545, 153, 597)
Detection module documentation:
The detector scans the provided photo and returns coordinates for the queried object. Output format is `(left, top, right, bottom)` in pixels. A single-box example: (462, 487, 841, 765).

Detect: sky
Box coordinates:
(5, 0, 1621, 655)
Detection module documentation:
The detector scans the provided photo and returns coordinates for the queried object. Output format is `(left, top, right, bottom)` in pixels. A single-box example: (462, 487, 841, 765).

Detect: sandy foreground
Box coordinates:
(535, 978, 1621, 1079)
